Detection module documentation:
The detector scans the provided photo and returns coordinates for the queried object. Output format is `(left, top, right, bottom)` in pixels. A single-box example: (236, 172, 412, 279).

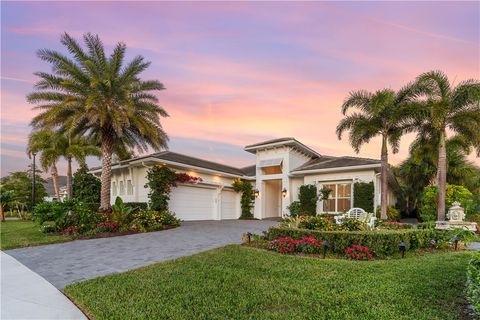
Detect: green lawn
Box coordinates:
(0, 220, 71, 250)
(65, 245, 471, 320)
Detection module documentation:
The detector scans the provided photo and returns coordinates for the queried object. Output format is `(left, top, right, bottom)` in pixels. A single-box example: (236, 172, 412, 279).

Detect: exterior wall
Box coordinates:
(303, 169, 377, 213)
(109, 164, 241, 220)
(253, 147, 310, 219)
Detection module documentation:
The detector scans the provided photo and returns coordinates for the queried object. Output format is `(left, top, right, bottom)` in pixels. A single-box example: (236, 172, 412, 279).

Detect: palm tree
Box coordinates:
(406, 71, 480, 220)
(59, 133, 100, 198)
(28, 33, 169, 210)
(27, 130, 62, 200)
(336, 89, 410, 219)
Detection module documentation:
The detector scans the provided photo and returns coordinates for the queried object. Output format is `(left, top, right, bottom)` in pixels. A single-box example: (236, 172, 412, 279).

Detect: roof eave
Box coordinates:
(244, 139, 321, 158)
(290, 163, 381, 175)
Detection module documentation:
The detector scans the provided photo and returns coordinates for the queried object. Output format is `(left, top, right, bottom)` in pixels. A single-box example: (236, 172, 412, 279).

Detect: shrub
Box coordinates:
(280, 215, 311, 229)
(467, 252, 480, 317)
(130, 210, 180, 232)
(417, 221, 436, 229)
(419, 184, 474, 222)
(124, 202, 149, 212)
(376, 206, 400, 221)
(287, 201, 302, 217)
(40, 221, 58, 234)
(58, 201, 99, 233)
(72, 165, 101, 204)
(96, 221, 118, 233)
(33, 202, 64, 225)
(353, 182, 374, 212)
(377, 221, 412, 230)
(344, 244, 373, 260)
(339, 218, 366, 231)
(299, 185, 318, 216)
(266, 227, 441, 257)
(269, 237, 323, 254)
(298, 215, 335, 231)
(232, 179, 254, 219)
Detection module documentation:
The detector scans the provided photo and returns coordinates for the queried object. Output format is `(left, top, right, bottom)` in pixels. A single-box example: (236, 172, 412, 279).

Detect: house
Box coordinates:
(90, 138, 398, 220)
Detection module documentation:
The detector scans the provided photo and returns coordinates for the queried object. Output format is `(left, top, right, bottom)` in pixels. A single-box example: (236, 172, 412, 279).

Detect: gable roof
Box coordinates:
(244, 137, 321, 158)
(91, 151, 254, 177)
(293, 155, 381, 172)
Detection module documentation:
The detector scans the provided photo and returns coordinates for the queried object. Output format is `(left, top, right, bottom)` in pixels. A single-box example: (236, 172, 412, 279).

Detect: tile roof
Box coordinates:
(293, 156, 381, 171)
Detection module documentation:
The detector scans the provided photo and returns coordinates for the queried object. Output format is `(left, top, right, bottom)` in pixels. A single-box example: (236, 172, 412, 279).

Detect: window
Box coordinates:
(119, 181, 125, 195)
(262, 165, 282, 175)
(112, 181, 117, 196)
(127, 180, 133, 195)
(321, 182, 352, 213)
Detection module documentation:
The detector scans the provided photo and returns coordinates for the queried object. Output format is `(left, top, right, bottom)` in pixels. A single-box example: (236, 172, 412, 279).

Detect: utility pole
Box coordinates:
(32, 152, 37, 208)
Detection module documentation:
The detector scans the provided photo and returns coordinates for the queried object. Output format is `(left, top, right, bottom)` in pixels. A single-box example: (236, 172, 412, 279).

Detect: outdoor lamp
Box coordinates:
(246, 232, 252, 243)
(399, 242, 406, 258)
(322, 241, 330, 259)
(282, 188, 287, 197)
(254, 189, 260, 198)
(452, 236, 460, 251)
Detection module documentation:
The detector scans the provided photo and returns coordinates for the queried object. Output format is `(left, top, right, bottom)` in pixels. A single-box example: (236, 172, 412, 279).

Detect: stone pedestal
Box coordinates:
(435, 201, 477, 231)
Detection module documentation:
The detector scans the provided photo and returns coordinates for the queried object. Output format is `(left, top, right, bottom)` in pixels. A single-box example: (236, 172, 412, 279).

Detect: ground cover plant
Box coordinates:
(0, 220, 71, 250)
(65, 245, 471, 320)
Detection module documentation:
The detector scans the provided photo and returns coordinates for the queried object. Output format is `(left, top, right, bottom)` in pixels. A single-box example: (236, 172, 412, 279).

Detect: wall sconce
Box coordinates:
(282, 188, 287, 197)
(254, 189, 260, 198)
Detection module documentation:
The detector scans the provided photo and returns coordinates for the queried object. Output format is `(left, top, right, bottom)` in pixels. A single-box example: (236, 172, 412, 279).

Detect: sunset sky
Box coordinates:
(1, 1, 479, 177)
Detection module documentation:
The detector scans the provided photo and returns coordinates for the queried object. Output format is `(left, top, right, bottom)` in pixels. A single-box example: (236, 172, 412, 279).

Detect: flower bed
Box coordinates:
(266, 227, 443, 257)
(344, 244, 373, 260)
(270, 236, 323, 254)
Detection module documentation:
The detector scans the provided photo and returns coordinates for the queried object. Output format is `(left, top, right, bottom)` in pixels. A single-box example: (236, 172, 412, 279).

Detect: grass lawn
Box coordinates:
(65, 245, 471, 320)
(0, 220, 71, 250)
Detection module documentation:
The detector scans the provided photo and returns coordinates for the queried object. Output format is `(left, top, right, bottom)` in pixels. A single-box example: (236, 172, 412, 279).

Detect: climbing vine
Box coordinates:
(232, 178, 254, 219)
(145, 165, 202, 212)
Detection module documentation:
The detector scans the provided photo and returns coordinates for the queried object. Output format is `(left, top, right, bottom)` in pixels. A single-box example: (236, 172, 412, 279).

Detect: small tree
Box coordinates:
(353, 182, 374, 212)
(299, 184, 318, 216)
(1, 171, 47, 210)
(145, 166, 201, 212)
(73, 165, 101, 206)
(232, 179, 254, 219)
(419, 184, 473, 222)
(319, 187, 332, 212)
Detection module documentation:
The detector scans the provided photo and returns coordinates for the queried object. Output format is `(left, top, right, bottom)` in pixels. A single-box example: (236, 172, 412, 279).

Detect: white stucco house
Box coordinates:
(90, 138, 398, 221)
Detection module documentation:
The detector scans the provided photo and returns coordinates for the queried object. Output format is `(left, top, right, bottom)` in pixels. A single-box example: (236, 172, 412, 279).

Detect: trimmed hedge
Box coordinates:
(266, 227, 438, 257)
(353, 182, 374, 213)
(467, 252, 480, 317)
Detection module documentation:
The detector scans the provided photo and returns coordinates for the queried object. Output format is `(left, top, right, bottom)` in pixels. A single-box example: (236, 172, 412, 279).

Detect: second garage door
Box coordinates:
(221, 189, 239, 220)
(169, 185, 215, 221)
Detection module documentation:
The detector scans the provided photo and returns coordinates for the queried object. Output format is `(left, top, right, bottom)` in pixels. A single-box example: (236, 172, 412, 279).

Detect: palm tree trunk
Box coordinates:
(380, 135, 389, 220)
(99, 133, 114, 211)
(66, 156, 73, 199)
(51, 163, 61, 201)
(0, 204, 4, 222)
(437, 129, 447, 221)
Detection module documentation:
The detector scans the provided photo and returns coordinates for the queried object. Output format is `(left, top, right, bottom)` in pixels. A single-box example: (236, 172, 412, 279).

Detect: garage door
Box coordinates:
(221, 189, 239, 220)
(169, 185, 215, 221)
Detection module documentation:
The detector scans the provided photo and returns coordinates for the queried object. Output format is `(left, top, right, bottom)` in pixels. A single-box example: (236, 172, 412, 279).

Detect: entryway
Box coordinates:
(264, 179, 282, 218)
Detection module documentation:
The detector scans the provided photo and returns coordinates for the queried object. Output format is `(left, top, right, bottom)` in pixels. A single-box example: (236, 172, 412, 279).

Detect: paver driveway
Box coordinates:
(5, 220, 278, 289)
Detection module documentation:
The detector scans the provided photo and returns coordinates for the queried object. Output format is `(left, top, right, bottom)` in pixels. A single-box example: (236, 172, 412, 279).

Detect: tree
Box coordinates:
(1, 171, 47, 210)
(406, 71, 480, 220)
(27, 130, 62, 200)
(72, 165, 101, 205)
(28, 33, 169, 210)
(60, 134, 100, 198)
(336, 89, 410, 219)
(0, 189, 13, 221)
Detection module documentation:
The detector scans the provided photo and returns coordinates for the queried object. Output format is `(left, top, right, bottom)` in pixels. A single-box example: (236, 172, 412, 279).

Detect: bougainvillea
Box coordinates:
(270, 237, 323, 254)
(344, 244, 373, 260)
(232, 179, 254, 218)
(146, 165, 202, 211)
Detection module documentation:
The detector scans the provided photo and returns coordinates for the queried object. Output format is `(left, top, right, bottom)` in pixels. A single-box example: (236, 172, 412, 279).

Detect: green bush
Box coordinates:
(72, 165, 101, 204)
(376, 206, 400, 221)
(57, 201, 99, 233)
(287, 201, 302, 217)
(33, 202, 64, 225)
(232, 179, 254, 219)
(130, 210, 180, 232)
(467, 252, 480, 317)
(353, 182, 374, 212)
(266, 227, 440, 257)
(299, 184, 318, 216)
(338, 218, 366, 231)
(298, 215, 335, 231)
(419, 184, 474, 222)
(124, 202, 149, 212)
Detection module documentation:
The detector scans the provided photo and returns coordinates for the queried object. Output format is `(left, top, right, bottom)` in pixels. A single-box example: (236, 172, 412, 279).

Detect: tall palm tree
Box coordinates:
(406, 71, 480, 220)
(336, 89, 410, 219)
(28, 33, 169, 210)
(27, 130, 62, 200)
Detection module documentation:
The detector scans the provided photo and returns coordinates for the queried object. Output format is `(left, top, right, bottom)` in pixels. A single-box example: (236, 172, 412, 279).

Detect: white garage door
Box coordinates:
(169, 185, 215, 221)
(221, 189, 239, 220)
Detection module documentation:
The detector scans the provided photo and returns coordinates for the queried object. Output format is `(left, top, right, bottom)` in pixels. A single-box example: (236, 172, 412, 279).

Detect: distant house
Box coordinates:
(90, 138, 399, 220)
(43, 176, 67, 202)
